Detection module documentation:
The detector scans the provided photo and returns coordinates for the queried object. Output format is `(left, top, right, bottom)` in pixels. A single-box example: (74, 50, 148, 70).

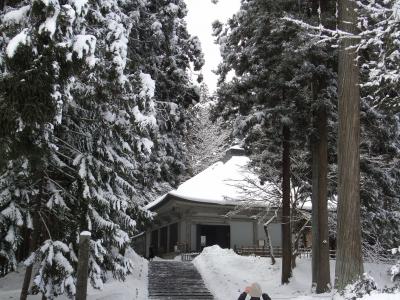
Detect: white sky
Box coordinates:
(185, 0, 241, 92)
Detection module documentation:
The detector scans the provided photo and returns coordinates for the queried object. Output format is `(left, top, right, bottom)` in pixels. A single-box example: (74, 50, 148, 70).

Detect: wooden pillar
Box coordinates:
(76, 232, 91, 300)
(157, 228, 160, 250)
(281, 125, 292, 284)
(167, 225, 170, 253)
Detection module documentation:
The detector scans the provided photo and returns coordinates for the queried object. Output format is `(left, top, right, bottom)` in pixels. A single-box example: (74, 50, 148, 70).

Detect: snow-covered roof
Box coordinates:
(144, 151, 337, 211)
(145, 152, 261, 210)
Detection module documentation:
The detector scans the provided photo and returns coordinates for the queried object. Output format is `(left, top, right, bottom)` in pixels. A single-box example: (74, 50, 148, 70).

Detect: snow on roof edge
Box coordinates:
(145, 190, 271, 211)
(144, 193, 168, 210)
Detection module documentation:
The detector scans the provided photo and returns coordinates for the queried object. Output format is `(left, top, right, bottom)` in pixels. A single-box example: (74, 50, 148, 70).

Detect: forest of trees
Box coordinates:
(212, 0, 399, 294)
(0, 0, 399, 299)
(0, 0, 203, 298)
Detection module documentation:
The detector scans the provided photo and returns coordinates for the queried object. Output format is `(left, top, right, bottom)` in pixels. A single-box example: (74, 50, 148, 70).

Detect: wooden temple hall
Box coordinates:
(133, 148, 283, 258)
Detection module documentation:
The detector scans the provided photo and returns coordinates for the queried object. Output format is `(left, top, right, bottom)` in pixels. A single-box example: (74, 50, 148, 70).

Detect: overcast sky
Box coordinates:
(185, 0, 241, 92)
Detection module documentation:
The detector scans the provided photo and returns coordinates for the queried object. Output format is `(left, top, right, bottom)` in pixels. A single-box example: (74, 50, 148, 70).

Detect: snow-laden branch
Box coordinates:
(282, 16, 361, 40)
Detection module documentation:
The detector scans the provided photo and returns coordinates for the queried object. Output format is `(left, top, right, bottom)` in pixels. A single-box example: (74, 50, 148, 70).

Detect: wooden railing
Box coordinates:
(236, 246, 282, 257)
(236, 246, 336, 259)
(181, 252, 200, 261)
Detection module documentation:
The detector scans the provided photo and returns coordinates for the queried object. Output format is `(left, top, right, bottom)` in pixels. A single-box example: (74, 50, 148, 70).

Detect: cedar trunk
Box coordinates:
(281, 125, 292, 284)
(20, 213, 41, 300)
(311, 106, 331, 293)
(21, 177, 44, 300)
(311, 138, 319, 286)
(311, 0, 332, 293)
(335, 0, 364, 290)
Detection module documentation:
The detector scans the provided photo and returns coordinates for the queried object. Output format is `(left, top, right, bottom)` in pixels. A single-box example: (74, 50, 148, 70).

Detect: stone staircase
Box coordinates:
(148, 260, 214, 300)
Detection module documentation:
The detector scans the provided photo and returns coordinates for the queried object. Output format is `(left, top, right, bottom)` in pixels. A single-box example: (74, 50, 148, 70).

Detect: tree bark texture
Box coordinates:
(311, 106, 331, 293)
(20, 176, 45, 300)
(281, 125, 292, 284)
(20, 213, 41, 300)
(335, 0, 364, 290)
(311, 141, 319, 286)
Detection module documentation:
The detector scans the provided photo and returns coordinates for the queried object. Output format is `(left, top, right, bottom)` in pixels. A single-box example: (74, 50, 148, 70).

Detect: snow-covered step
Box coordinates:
(148, 261, 214, 300)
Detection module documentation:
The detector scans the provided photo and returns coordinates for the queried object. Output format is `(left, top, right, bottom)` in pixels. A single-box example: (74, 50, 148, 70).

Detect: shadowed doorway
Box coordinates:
(197, 224, 230, 251)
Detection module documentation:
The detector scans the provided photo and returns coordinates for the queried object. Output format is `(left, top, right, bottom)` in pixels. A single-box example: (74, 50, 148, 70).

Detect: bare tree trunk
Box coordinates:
(310, 1, 333, 293)
(311, 133, 319, 286)
(264, 225, 276, 265)
(281, 125, 292, 284)
(311, 105, 331, 293)
(316, 106, 330, 293)
(20, 178, 44, 300)
(335, 0, 364, 291)
(20, 212, 40, 300)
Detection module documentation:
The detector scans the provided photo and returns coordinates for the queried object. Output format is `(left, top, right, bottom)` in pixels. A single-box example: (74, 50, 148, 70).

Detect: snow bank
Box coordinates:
(193, 245, 397, 300)
(0, 248, 148, 300)
(194, 245, 288, 300)
(358, 293, 400, 300)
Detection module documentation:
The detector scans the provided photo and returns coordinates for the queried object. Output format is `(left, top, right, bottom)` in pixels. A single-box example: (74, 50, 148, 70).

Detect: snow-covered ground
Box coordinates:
(193, 245, 398, 300)
(0, 248, 148, 300)
(1, 245, 398, 300)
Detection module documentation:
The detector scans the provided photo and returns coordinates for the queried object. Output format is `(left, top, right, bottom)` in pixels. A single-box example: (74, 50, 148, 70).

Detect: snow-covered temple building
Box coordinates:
(139, 148, 283, 258)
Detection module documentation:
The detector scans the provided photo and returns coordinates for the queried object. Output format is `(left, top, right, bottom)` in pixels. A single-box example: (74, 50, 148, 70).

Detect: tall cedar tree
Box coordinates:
(309, 0, 336, 293)
(290, 0, 400, 263)
(335, 0, 364, 290)
(212, 0, 337, 284)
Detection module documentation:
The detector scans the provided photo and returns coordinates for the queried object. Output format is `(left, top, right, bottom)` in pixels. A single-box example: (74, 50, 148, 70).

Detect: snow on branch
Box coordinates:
(282, 16, 361, 41)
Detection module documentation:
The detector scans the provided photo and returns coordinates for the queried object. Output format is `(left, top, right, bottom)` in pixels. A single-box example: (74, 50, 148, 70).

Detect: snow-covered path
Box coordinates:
(148, 260, 214, 299)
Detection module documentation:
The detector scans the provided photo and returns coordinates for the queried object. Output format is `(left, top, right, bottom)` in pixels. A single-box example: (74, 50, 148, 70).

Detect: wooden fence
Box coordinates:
(236, 246, 282, 257)
(236, 246, 336, 259)
(181, 252, 200, 261)
(179, 247, 336, 261)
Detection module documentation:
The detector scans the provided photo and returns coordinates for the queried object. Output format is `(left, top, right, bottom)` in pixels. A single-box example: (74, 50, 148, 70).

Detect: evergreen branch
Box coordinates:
(282, 16, 361, 40)
(50, 164, 76, 180)
(38, 211, 52, 240)
(44, 174, 78, 202)
(61, 128, 91, 138)
(53, 137, 82, 154)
